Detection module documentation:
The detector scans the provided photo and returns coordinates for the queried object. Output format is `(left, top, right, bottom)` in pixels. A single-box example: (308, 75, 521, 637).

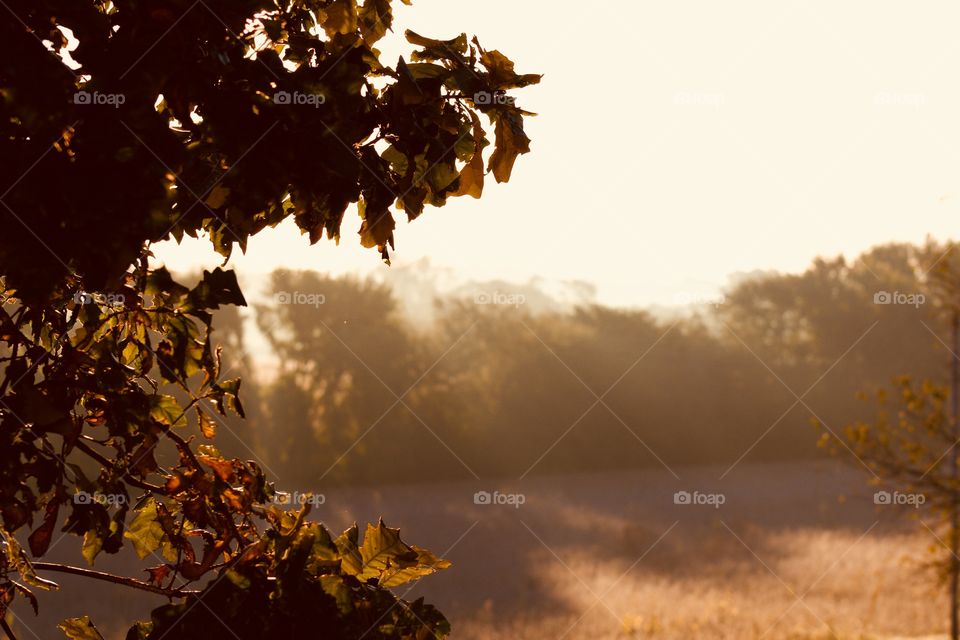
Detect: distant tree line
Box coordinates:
(219, 241, 955, 487)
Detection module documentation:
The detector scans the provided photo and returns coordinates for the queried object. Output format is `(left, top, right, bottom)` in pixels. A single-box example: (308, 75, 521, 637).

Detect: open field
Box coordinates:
(12, 460, 949, 639)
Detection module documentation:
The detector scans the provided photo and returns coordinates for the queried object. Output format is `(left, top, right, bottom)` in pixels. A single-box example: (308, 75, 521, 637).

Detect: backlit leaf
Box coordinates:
(59, 616, 104, 640)
(123, 499, 165, 560)
(488, 110, 531, 183)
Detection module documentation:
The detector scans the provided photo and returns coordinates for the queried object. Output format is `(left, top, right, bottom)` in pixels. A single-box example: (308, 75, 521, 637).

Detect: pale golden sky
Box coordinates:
(155, 0, 960, 307)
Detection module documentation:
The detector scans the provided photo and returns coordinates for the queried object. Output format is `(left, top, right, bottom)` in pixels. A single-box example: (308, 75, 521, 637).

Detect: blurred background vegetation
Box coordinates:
(206, 239, 957, 488)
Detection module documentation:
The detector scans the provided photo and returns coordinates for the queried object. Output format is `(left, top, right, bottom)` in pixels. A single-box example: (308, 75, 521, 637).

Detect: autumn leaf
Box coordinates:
(197, 407, 217, 439)
(405, 30, 468, 61)
(58, 616, 104, 640)
(28, 500, 60, 557)
(478, 46, 543, 90)
(144, 564, 170, 587)
(334, 524, 363, 577)
(379, 545, 452, 588)
(320, 0, 358, 37)
(358, 198, 396, 251)
(357, 519, 419, 582)
(358, 0, 393, 44)
(81, 529, 103, 566)
(198, 454, 236, 483)
(453, 111, 488, 199)
(488, 110, 531, 183)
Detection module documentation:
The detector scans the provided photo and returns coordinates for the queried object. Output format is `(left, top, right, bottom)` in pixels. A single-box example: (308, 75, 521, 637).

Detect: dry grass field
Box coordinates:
(12, 460, 950, 639)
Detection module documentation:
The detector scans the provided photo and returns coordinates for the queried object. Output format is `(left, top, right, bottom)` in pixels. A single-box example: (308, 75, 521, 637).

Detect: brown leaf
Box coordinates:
(197, 455, 236, 483)
(144, 564, 170, 586)
(488, 110, 531, 183)
(358, 198, 396, 250)
(28, 500, 60, 557)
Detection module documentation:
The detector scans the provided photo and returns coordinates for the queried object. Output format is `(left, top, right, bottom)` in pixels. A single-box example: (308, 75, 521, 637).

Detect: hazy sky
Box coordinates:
(154, 0, 960, 307)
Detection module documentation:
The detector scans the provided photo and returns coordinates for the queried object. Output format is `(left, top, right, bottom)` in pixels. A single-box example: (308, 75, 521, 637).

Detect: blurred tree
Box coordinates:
(255, 270, 470, 484)
(822, 242, 960, 640)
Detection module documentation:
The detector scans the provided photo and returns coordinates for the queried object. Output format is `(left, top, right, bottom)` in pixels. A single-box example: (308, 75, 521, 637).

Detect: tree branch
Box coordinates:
(74, 439, 166, 494)
(31, 562, 199, 598)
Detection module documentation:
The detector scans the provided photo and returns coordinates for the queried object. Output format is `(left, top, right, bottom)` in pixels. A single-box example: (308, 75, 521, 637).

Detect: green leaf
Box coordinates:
(123, 499, 165, 560)
(320, 575, 353, 613)
(81, 529, 103, 566)
(334, 524, 363, 577)
(149, 394, 186, 427)
(211, 378, 245, 418)
(59, 616, 105, 640)
(224, 568, 251, 590)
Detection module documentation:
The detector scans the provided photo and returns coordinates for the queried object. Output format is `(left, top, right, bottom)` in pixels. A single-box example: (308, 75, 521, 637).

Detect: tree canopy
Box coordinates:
(0, 1, 539, 637)
(0, 0, 540, 299)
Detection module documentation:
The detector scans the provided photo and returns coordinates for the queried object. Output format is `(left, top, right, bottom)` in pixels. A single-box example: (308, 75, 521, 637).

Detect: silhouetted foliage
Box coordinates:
(0, 0, 538, 637)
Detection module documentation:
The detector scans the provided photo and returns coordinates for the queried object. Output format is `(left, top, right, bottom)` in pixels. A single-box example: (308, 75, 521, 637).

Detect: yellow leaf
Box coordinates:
(197, 407, 217, 439)
(58, 616, 104, 640)
(453, 112, 487, 199)
(123, 498, 166, 560)
(81, 529, 103, 566)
